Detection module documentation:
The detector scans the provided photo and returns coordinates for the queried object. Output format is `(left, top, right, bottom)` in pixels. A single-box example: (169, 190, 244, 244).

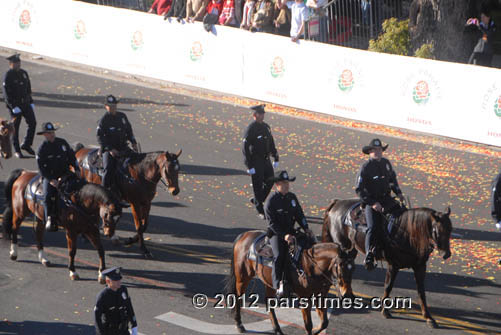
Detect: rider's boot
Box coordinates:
(364, 251, 376, 271)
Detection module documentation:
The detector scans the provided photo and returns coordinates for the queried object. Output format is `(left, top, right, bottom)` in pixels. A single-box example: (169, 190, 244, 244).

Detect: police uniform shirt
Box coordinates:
(97, 112, 136, 152)
(242, 121, 278, 169)
(2, 68, 33, 109)
(94, 286, 137, 335)
(36, 137, 79, 180)
(355, 157, 401, 206)
(265, 191, 308, 238)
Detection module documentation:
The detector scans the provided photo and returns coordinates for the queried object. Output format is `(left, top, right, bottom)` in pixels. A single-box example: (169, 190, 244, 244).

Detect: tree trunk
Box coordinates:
(409, 0, 479, 62)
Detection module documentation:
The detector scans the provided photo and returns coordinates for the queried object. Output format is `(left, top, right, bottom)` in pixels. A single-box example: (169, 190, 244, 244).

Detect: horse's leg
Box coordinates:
(35, 218, 50, 266)
(312, 307, 328, 335)
(265, 285, 284, 335)
(137, 202, 152, 258)
(9, 214, 23, 261)
(301, 306, 313, 335)
(413, 264, 437, 328)
(234, 273, 251, 333)
(84, 229, 106, 284)
(381, 265, 399, 319)
(124, 203, 141, 246)
(66, 231, 80, 280)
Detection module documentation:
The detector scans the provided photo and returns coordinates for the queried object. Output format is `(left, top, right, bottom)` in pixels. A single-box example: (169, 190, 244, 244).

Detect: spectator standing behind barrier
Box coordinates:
(286, 0, 307, 42)
(186, 0, 209, 22)
(164, 0, 187, 21)
(250, 0, 275, 32)
(273, 0, 291, 36)
(306, 0, 327, 43)
(467, 6, 496, 67)
(219, 0, 237, 26)
(149, 0, 172, 15)
(240, 0, 256, 29)
(234, 0, 244, 26)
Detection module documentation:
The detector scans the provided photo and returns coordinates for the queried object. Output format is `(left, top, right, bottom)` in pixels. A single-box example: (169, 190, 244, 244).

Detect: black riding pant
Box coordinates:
(270, 235, 288, 290)
(251, 157, 274, 208)
(43, 178, 57, 223)
(364, 197, 401, 254)
(10, 104, 36, 152)
(102, 151, 118, 190)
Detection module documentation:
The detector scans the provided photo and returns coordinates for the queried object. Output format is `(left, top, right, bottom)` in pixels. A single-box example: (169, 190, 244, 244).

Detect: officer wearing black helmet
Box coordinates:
(97, 95, 138, 196)
(94, 267, 138, 335)
(242, 104, 279, 219)
(355, 138, 405, 270)
(2, 53, 37, 158)
(264, 170, 315, 298)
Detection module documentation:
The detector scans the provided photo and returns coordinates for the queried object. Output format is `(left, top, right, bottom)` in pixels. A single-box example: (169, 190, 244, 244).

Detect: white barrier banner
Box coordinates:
(0, 0, 499, 147)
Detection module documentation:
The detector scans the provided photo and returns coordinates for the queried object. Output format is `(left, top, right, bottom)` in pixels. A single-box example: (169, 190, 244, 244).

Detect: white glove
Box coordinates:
(12, 107, 21, 115)
(496, 222, 501, 230)
(273, 161, 279, 169)
(131, 327, 138, 335)
(30, 103, 35, 111)
(247, 168, 256, 175)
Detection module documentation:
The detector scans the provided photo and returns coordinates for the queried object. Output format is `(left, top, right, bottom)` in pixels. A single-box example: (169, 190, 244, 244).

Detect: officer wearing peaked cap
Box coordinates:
(264, 170, 315, 298)
(355, 138, 405, 271)
(2, 53, 37, 158)
(242, 104, 279, 219)
(95, 267, 139, 335)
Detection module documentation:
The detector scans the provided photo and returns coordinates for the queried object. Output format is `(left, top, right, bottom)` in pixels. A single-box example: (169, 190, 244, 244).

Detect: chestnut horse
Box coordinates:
(2, 169, 124, 283)
(75, 145, 181, 258)
(0, 118, 14, 160)
(322, 199, 452, 328)
(225, 230, 354, 335)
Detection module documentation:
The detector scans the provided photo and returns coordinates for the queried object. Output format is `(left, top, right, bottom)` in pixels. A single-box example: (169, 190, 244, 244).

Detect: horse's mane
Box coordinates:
(78, 183, 114, 205)
(398, 208, 434, 258)
(127, 151, 164, 171)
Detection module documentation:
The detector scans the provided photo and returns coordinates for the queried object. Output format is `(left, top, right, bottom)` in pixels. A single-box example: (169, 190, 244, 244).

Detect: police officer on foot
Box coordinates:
(97, 95, 138, 196)
(491, 170, 501, 264)
(2, 53, 37, 158)
(95, 267, 138, 335)
(355, 138, 405, 271)
(242, 104, 279, 219)
(36, 122, 81, 232)
(264, 170, 314, 298)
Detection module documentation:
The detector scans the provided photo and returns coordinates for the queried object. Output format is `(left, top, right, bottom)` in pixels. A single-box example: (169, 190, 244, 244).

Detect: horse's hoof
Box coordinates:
(427, 319, 438, 329)
(42, 260, 51, 267)
(144, 251, 154, 259)
(236, 324, 246, 333)
(274, 330, 284, 335)
(124, 238, 135, 246)
(10, 254, 17, 261)
(98, 276, 106, 284)
(382, 309, 392, 319)
(111, 236, 121, 246)
(70, 273, 80, 281)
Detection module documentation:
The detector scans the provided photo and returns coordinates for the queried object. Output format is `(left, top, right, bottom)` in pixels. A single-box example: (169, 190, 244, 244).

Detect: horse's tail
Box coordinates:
(74, 142, 84, 153)
(3, 169, 23, 240)
(224, 232, 244, 314)
(321, 200, 338, 243)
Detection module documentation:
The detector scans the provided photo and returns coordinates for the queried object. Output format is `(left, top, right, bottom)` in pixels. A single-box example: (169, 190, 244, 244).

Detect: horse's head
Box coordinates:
(99, 201, 127, 238)
(328, 245, 355, 299)
(158, 149, 182, 196)
(431, 207, 452, 260)
(0, 119, 14, 159)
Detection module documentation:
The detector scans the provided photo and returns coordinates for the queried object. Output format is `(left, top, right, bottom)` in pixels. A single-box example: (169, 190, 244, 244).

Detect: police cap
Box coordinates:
(6, 53, 21, 63)
(105, 95, 119, 105)
(250, 104, 265, 114)
(102, 266, 122, 281)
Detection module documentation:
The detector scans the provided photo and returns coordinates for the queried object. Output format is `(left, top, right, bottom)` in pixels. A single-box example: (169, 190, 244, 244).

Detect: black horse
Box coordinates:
(322, 198, 452, 328)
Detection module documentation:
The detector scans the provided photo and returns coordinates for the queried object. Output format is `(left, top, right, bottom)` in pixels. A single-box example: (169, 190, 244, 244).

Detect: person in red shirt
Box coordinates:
(149, 0, 172, 15)
(205, 0, 224, 17)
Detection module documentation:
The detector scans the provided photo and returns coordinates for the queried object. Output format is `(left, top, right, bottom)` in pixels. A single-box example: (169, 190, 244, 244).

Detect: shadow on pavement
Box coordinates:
(0, 320, 94, 335)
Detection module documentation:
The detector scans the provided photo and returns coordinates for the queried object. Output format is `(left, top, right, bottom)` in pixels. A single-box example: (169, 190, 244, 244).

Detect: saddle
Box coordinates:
(342, 202, 399, 236)
(82, 148, 132, 180)
(25, 173, 86, 208)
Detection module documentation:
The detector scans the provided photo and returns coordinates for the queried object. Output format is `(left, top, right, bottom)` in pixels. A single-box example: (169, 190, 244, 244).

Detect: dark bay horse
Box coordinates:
(321, 198, 452, 328)
(225, 230, 354, 335)
(0, 118, 14, 159)
(75, 145, 181, 258)
(2, 169, 124, 283)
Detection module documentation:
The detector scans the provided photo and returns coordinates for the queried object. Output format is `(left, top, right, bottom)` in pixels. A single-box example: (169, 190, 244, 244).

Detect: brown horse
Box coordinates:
(74, 145, 181, 258)
(225, 230, 354, 335)
(0, 118, 14, 159)
(2, 169, 124, 283)
(321, 198, 452, 328)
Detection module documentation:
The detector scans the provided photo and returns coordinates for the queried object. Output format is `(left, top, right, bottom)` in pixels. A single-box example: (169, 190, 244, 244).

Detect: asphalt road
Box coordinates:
(0, 55, 500, 335)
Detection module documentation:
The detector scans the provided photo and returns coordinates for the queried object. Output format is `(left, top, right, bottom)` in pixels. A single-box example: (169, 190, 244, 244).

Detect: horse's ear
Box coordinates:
(445, 206, 451, 217)
(175, 149, 182, 158)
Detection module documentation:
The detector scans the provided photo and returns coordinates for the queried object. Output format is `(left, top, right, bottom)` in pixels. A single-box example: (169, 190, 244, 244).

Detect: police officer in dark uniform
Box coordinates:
(94, 267, 138, 335)
(355, 138, 405, 271)
(2, 53, 37, 158)
(491, 171, 501, 264)
(242, 105, 279, 218)
(264, 170, 314, 298)
(97, 95, 138, 195)
(36, 122, 81, 232)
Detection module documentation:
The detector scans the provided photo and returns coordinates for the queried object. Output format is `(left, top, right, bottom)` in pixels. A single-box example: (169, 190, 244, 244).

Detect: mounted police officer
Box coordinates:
(242, 104, 279, 219)
(355, 138, 405, 271)
(97, 95, 138, 196)
(94, 267, 138, 335)
(2, 53, 37, 158)
(36, 122, 81, 232)
(264, 170, 315, 298)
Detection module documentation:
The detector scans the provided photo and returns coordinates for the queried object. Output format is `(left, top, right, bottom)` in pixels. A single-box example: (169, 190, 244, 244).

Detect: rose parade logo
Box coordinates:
(131, 31, 144, 51)
(495, 95, 501, 117)
(338, 69, 354, 92)
(270, 57, 285, 79)
(19, 9, 31, 30)
(74, 20, 87, 40)
(412, 80, 431, 105)
(190, 42, 203, 61)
